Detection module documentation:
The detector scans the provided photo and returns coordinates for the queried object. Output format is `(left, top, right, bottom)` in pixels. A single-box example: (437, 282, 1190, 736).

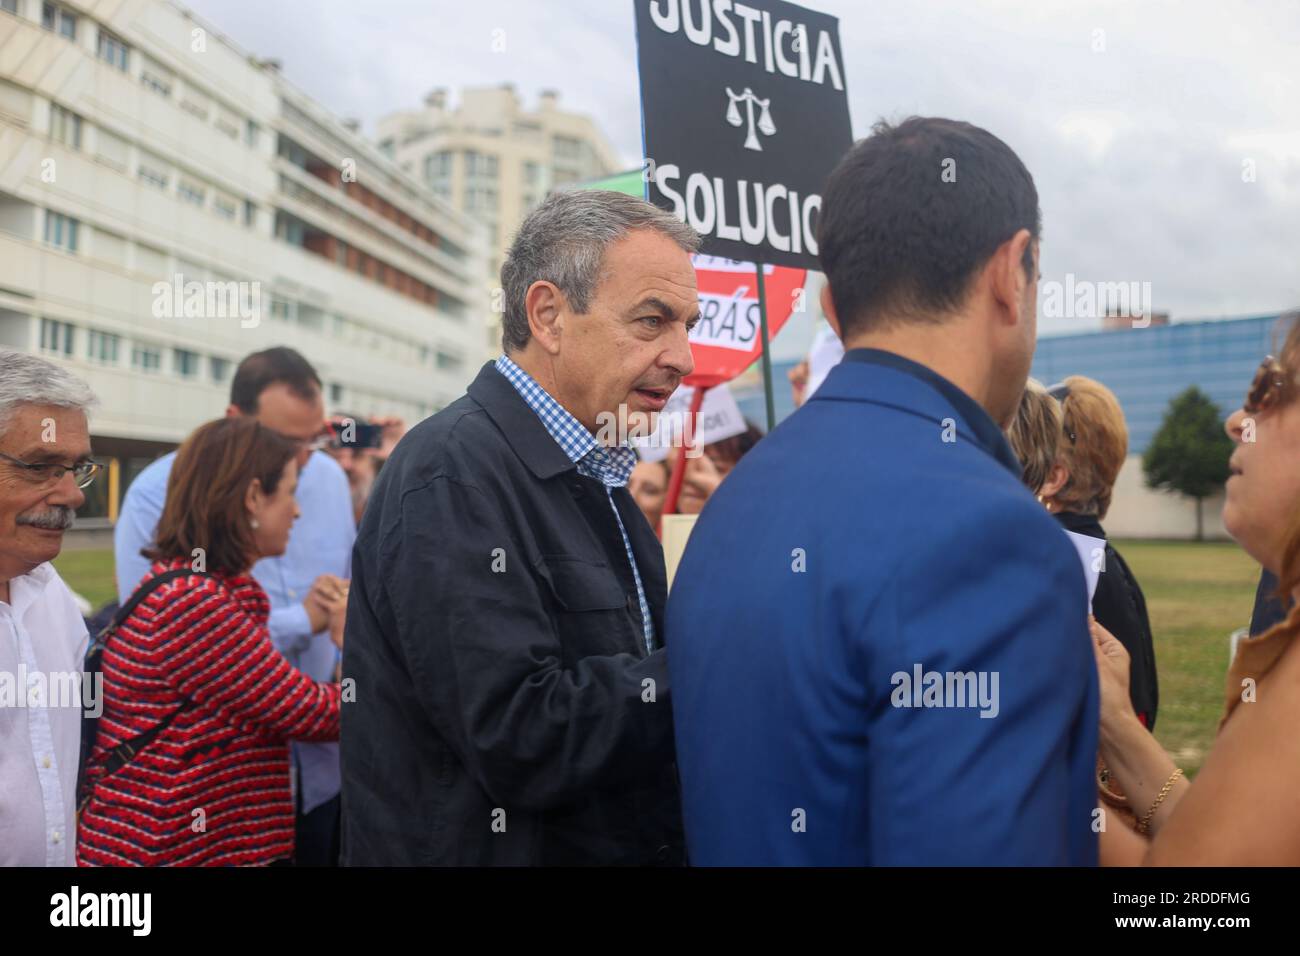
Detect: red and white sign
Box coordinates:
(687, 255, 806, 387)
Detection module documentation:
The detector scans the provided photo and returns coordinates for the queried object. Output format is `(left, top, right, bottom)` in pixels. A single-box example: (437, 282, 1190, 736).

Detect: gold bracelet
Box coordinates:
(1136, 768, 1184, 834)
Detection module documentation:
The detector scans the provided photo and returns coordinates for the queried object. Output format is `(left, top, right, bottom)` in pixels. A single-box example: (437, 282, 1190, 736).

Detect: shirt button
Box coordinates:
(51, 830, 61, 843)
(41, 755, 51, 769)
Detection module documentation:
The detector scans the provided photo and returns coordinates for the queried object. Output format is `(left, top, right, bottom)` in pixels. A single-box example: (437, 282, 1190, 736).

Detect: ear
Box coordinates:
(987, 228, 1035, 326)
(820, 284, 843, 341)
(224, 404, 242, 419)
(244, 477, 265, 522)
(1040, 461, 1069, 500)
(525, 280, 566, 356)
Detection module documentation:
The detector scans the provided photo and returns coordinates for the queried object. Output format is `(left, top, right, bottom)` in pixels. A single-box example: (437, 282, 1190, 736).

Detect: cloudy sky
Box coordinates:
(186, 0, 1299, 336)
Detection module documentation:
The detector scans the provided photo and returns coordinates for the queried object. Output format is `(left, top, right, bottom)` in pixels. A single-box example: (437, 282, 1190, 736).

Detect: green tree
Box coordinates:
(1143, 387, 1234, 540)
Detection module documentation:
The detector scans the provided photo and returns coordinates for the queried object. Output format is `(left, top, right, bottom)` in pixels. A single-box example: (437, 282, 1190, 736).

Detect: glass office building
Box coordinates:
(1031, 314, 1287, 454)
(733, 313, 1289, 455)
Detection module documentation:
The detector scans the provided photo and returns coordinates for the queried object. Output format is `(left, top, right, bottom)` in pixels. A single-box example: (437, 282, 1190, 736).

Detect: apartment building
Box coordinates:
(0, 0, 487, 519)
(377, 85, 620, 354)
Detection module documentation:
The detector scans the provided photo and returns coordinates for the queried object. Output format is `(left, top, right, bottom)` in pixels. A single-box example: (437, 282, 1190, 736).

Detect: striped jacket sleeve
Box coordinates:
(147, 576, 341, 743)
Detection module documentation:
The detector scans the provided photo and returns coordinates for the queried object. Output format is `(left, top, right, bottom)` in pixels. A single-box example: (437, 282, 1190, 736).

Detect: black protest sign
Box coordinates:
(634, 0, 853, 269)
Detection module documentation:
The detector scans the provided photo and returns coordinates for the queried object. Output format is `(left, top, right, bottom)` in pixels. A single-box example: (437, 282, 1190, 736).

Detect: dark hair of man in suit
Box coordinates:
(817, 116, 1041, 339)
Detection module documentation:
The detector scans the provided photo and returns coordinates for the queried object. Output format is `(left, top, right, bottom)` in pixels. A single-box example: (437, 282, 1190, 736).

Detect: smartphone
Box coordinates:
(328, 420, 384, 450)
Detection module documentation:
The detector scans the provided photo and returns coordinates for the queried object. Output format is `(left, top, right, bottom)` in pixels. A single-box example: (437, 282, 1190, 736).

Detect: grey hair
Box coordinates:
(499, 189, 700, 352)
(0, 348, 99, 439)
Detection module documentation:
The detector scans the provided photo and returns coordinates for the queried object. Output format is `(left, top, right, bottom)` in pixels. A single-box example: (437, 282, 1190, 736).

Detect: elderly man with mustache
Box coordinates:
(0, 348, 99, 866)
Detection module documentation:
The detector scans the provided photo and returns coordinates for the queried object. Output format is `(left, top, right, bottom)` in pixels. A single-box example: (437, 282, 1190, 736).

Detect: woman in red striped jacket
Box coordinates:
(78, 418, 343, 866)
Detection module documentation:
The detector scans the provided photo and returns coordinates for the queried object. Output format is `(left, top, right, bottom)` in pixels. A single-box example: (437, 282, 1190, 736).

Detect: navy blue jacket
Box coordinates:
(341, 363, 682, 865)
(667, 349, 1099, 865)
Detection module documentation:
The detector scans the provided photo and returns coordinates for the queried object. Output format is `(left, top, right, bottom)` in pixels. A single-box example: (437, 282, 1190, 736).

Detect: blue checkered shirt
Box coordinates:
(494, 355, 655, 654)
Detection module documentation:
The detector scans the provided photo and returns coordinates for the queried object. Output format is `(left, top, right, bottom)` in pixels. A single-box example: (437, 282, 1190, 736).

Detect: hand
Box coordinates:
(367, 416, 407, 460)
(677, 451, 723, 515)
(327, 591, 348, 650)
(788, 359, 809, 408)
(1090, 616, 1135, 732)
(305, 574, 348, 634)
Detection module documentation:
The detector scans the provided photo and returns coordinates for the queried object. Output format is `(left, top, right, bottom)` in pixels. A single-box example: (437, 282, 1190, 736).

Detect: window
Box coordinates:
(49, 103, 82, 150)
(41, 3, 77, 40)
(179, 89, 210, 122)
(131, 343, 161, 373)
(140, 57, 173, 98)
(177, 179, 206, 206)
(137, 153, 170, 190)
(523, 161, 540, 185)
(464, 186, 498, 214)
(243, 200, 257, 228)
(87, 330, 120, 364)
(329, 383, 343, 404)
(173, 348, 199, 378)
(43, 211, 79, 252)
(211, 356, 231, 384)
(245, 119, 260, 148)
(553, 135, 580, 160)
(97, 31, 130, 71)
(213, 193, 238, 220)
(214, 109, 240, 140)
(39, 318, 74, 356)
(1, 1, 17, 15)
(435, 350, 463, 372)
(269, 298, 292, 322)
(465, 151, 497, 179)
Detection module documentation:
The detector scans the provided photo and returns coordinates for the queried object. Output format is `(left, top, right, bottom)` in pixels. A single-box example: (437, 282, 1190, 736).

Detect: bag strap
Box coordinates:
(80, 567, 213, 812)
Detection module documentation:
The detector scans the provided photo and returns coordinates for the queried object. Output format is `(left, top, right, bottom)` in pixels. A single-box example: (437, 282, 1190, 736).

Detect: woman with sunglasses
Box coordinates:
(1095, 311, 1300, 865)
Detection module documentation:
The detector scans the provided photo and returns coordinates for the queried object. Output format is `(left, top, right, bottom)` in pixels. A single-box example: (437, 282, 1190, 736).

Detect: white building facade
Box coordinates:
(0, 0, 487, 519)
(377, 85, 620, 355)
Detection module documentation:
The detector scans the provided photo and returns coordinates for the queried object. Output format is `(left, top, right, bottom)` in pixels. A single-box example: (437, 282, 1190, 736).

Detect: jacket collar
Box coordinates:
(811, 348, 1022, 476)
(466, 362, 579, 481)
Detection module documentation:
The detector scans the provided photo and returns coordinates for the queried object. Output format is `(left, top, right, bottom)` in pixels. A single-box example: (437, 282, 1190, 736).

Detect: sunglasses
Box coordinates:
(1244, 356, 1295, 416)
(1046, 382, 1077, 444)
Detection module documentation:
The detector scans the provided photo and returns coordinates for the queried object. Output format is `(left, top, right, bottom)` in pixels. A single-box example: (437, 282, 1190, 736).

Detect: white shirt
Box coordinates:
(0, 563, 89, 866)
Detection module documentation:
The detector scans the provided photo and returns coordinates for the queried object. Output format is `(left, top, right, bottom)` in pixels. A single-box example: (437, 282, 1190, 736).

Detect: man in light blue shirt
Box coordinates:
(114, 347, 355, 865)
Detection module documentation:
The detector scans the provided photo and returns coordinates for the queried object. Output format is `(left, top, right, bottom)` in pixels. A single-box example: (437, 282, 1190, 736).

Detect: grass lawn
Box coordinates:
(52, 540, 1259, 778)
(52, 547, 118, 612)
(1112, 539, 1261, 778)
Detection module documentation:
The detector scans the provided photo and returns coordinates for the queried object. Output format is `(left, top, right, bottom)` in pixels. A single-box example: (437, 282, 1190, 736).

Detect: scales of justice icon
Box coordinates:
(724, 87, 776, 152)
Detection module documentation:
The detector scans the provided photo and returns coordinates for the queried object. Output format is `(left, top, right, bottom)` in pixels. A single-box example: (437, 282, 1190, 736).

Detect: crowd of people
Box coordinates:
(2, 114, 1299, 866)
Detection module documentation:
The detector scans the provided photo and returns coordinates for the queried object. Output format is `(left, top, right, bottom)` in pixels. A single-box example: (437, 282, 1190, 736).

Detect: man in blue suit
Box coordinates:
(667, 117, 1099, 866)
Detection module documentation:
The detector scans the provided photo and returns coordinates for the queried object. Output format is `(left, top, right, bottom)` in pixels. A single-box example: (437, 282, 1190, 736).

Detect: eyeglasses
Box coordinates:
(1244, 356, 1294, 415)
(1046, 382, 1077, 444)
(0, 451, 102, 489)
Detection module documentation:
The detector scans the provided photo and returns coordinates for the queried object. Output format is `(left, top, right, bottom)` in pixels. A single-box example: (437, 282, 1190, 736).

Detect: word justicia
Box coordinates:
(151, 272, 262, 328)
(890, 664, 1000, 719)
(646, 0, 845, 91)
(0, 666, 103, 718)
